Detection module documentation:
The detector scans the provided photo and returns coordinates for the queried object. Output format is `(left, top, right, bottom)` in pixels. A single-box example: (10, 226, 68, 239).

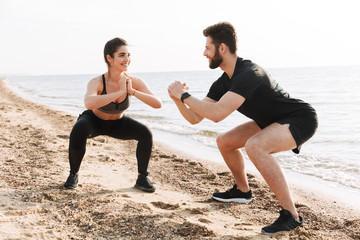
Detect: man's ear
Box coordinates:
(219, 43, 227, 54)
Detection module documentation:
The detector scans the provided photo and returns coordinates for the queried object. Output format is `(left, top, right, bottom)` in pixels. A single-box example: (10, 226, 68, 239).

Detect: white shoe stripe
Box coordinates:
(212, 196, 252, 203)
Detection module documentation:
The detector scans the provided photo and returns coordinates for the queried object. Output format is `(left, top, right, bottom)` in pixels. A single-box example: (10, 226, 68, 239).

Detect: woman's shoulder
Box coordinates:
(89, 75, 104, 85)
(127, 74, 147, 88)
(86, 75, 104, 91)
(92, 74, 104, 82)
(126, 73, 142, 82)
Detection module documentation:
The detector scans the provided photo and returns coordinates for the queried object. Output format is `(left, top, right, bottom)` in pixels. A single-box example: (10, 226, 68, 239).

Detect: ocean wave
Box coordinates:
(277, 154, 360, 190)
(199, 129, 218, 137)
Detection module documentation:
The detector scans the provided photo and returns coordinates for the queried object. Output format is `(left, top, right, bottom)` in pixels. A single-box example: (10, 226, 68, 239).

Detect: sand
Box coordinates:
(0, 78, 359, 239)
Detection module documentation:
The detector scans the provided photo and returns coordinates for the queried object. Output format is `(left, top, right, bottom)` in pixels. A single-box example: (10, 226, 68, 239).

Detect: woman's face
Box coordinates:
(108, 45, 131, 71)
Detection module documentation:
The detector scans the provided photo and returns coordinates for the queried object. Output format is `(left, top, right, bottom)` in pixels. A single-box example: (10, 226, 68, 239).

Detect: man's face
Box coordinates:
(203, 37, 223, 69)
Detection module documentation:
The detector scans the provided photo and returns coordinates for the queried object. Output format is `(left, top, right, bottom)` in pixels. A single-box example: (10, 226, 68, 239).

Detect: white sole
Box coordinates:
(212, 196, 252, 203)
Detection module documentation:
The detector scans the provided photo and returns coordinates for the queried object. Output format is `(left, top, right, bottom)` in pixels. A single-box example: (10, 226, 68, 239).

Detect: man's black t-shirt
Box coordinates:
(206, 57, 314, 128)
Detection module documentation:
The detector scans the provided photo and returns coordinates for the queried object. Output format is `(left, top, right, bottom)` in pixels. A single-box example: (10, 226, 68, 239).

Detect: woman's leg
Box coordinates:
(108, 116, 155, 192)
(108, 116, 152, 175)
(68, 115, 97, 173)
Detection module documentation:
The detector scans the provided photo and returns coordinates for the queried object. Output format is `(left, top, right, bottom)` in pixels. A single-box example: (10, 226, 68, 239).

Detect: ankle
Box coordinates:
(285, 209, 299, 221)
(235, 184, 250, 193)
(138, 171, 149, 176)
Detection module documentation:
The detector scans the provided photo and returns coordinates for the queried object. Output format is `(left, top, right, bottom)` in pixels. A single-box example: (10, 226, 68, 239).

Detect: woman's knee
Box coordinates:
(70, 123, 88, 139)
(69, 120, 92, 147)
(138, 125, 153, 143)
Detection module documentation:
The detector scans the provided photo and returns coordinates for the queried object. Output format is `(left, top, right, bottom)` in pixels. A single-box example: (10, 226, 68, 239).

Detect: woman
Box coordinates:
(64, 37, 162, 192)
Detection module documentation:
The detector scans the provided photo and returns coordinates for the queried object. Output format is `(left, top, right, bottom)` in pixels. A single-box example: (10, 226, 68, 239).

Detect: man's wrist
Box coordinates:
(180, 92, 191, 103)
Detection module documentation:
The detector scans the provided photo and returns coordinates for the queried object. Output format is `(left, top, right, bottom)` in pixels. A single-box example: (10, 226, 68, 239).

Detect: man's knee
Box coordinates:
(216, 133, 233, 151)
(244, 137, 264, 161)
(216, 133, 225, 147)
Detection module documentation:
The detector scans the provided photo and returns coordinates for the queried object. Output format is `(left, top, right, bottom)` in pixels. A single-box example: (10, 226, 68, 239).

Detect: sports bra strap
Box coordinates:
(101, 74, 107, 94)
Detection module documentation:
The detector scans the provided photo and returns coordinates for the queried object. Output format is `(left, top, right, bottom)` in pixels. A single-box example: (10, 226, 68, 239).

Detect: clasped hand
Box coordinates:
(168, 81, 189, 100)
(120, 72, 134, 95)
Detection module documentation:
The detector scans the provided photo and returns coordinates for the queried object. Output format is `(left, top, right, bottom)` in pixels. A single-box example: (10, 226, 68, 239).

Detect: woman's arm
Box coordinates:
(84, 76, 127, 110)
(126, 74, 162, 109)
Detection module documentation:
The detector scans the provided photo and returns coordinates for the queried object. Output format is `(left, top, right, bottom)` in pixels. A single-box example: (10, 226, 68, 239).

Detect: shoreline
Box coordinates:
(6, 75, 360, 214)
(5, 74, 360, 211)
(147, 120, 360, 217)
(155, 132, 360, 218)
(1, 78, 359, 239)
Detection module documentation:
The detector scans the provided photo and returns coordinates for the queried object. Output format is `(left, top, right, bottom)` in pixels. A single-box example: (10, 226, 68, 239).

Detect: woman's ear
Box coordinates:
(106, 54, 113, 66)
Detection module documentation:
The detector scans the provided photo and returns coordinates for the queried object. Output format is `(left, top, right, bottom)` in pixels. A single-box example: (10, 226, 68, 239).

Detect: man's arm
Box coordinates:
(168, 81, 245, 123)
(170, 93, 215, 125)
(183, 91, 245, 122)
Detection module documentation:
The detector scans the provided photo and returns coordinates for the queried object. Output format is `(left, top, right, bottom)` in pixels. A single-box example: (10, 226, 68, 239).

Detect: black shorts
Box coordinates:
(277, 107, 318, 154)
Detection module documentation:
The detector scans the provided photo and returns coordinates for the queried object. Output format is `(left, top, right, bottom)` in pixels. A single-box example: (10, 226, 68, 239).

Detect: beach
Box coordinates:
(0, 77, 359, 239)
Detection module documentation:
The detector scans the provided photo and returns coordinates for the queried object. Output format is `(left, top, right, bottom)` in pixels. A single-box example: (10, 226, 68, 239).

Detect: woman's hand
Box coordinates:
(126, 78, 135, 95)
(119, 72, 128, 92)
(124, 73, 135, 95)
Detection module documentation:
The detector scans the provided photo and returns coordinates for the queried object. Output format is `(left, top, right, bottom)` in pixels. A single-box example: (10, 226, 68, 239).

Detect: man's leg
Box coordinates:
(245, 123, 298, 220)
(216, 121, 261, 192)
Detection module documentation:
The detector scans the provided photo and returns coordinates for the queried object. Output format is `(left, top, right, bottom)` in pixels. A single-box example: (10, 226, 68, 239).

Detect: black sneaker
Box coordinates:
(212, 184, 252, 203)
(64, 172, 78, 189)
(134, 173, 155, 193)
(261, 209, 303, 234)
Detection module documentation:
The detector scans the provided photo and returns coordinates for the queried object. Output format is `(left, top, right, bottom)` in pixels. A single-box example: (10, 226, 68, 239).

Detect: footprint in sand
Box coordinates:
(151, 201, 180, 210)
(185, 207, 209, 214)
(216, 171, 231, 176)
(198, 218, 212, 224)
(57, 135, 69, 139)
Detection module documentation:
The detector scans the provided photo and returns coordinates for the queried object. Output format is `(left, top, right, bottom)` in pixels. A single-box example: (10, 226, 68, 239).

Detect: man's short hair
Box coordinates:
(203, 22, 237, 54)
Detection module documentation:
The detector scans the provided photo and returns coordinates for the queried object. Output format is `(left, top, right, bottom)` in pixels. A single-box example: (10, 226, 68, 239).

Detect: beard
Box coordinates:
(209, 47, 223, 69)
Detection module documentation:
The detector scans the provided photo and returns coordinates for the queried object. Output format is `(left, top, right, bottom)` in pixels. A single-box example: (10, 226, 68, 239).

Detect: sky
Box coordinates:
(0, 0, 359, 75)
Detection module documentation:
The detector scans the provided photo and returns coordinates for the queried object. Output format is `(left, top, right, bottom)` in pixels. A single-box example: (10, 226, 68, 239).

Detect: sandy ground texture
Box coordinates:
(1, 78, 360, 240)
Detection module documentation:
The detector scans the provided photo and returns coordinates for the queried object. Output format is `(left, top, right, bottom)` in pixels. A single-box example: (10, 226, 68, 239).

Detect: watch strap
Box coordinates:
(181, 92, 191, 103)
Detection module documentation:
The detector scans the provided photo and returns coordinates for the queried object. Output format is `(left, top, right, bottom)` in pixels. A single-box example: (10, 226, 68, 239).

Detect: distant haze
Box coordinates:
(1, 0, 359, 75)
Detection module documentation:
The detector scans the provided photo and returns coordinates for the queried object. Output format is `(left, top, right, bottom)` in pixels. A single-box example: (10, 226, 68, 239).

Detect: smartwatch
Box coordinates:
(181, 92, 191, 103)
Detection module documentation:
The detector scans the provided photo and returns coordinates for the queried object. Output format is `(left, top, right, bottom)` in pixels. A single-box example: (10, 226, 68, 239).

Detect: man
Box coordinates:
(167, 22, 318, 234)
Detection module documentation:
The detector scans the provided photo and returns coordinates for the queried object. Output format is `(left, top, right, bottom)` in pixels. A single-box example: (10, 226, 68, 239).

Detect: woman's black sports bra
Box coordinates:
(97, 74, 130, 114)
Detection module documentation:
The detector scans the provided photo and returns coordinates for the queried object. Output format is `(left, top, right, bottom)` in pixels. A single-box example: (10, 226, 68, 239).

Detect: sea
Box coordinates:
(4, 65, 360, 209)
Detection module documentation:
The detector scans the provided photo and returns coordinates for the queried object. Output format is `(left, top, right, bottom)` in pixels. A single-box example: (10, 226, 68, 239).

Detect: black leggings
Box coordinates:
(68, 110, 153, 175)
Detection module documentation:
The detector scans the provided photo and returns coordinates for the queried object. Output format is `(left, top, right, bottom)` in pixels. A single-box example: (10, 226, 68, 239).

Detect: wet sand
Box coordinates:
(1, 78, 359, 239)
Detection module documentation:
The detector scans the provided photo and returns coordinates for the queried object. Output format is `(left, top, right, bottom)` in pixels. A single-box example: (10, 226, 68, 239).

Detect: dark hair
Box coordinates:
(104, 37, 128, 66)
(203, 22, 237, 54)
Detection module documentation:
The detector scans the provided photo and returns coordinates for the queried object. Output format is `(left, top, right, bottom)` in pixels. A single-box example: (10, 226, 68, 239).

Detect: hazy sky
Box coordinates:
(1, 0, 359, 75)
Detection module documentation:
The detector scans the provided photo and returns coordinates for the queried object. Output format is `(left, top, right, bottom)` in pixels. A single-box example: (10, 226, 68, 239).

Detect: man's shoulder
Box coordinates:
(213, 72, 228, 83)
(235, 59, 267, 80)
(238, 59, 261, 71)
